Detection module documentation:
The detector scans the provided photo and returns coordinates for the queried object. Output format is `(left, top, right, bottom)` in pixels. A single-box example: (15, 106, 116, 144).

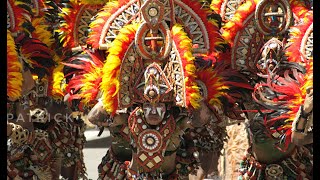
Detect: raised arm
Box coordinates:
(291, 88, 313, 146)
(87, 100, 110, 127)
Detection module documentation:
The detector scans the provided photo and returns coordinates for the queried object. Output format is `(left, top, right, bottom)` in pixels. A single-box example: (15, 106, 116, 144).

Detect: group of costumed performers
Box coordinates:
(211, 0, 313, 179)
(7, 0, 313, 180)
(7, 0, 87, 179)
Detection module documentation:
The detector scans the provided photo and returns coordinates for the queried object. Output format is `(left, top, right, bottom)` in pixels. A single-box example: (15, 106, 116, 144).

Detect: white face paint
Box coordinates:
(156, 107, 165, 119)
(143, 103, 166, 125)
(145, 107, 152, 115)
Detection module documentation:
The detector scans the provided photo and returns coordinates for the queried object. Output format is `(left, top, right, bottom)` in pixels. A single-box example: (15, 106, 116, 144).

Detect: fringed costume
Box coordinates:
(7, 0, 313, 180)
(58, 0, 252, 179)
(210, 0, 313, 179)
(7, 0, 89, 179)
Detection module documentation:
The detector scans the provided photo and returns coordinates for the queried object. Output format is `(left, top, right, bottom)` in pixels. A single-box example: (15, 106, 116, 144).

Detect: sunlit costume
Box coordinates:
(7, 0, 88, 179)
(211, 0, 313, 179)
(8, 0, 313, 179)
(56, 0, 252, 179)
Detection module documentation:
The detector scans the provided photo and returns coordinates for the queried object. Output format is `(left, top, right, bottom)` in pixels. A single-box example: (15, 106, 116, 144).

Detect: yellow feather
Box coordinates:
(172, 24, 201, 109)
(7, 30, 23, 100)
(51, 63, 65, 100)
(101, 23, 139, 114)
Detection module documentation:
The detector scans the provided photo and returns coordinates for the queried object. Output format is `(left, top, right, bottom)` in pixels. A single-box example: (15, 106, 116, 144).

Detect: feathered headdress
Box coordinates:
(100, 23, 138, 115)
(252, 61, 311, 151)
(7, 30, 23, 100)
(56, 0, 83, 51)
(179, 0, 228, 53)
(17, 35, 56, 79)
(31, 17, 55, 49)
(196, 58, 253, 120)
(172, 24, 201, 109)
(86, 0, 127, 49)
(221, 0, 258, 45)
(285, 11, 313, 66)
(215, 0, 265, 77)
(55, 0, 103, 53)
(7, 0, 33, 33)
(254, 6, 313, 150)
(62, 49, 105, 109)
(30, 1, 67, 100)
(69, 0, 232, 116)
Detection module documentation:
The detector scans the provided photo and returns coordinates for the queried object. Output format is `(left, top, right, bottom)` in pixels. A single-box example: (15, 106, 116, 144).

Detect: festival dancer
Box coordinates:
(59, 0, 252, 179)
(211, 0, 313, 179)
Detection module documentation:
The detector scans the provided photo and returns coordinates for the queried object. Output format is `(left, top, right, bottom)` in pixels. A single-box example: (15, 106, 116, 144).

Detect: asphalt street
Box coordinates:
(83, 128, 111, 180)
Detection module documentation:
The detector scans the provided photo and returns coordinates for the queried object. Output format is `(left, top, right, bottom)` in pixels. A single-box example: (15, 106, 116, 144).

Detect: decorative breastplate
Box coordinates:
(31, 130, 53, 165)
(128, 108, 176, 172)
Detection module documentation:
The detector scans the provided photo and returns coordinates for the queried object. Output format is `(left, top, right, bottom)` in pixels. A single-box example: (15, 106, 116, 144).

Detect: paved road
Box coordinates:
(83, 128, 111, 180)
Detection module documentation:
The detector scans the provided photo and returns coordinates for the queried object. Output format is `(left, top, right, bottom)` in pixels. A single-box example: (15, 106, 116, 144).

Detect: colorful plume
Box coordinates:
(252, 61, 312, 151)
(18, 37, 56, 79)
(62, 50, 104, 107)
(56, 1, 83, 50)
(51, 60, 66, 101)
(7, 30, 23, 100)
(101, 23, 139, 115)
(289, 0, 312, 19)
(222, 0, 258, 45)
(79, 50, 104, 106)
(31, 17, 55, 49)
(285, 13, 313, 65)
(86, 0, 129, 49)
(172, 24, 201, 109)
(197, 60, 253, 112)
(7, 0, 32, 33)
(210, 0, 224, 14)
(181, 0, 227, 53)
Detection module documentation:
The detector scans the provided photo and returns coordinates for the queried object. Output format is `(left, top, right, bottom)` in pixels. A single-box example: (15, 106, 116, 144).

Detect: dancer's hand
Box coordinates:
(303, 87, 313, 114)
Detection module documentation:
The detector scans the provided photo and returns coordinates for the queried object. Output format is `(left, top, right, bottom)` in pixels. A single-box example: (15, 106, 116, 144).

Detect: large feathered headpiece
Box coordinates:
(54, 0, 103, 54)
(82, 0, 229, 116)
(251, 3, 313, 151)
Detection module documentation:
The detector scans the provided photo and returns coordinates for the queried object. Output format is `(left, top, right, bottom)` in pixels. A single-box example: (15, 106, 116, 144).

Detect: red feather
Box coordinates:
(180, 0, 226, 53)
(86, 0, 129, 49)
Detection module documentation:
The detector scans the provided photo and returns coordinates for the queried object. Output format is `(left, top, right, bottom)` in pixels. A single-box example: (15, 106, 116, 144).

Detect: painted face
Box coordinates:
(143, 102, 166, 125)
